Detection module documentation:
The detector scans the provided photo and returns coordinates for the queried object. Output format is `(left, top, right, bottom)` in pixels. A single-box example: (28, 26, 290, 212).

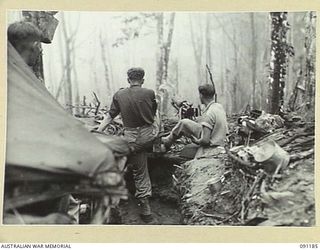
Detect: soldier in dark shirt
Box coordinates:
(108, 81, 157, 128)
(97, 67, 158, 223)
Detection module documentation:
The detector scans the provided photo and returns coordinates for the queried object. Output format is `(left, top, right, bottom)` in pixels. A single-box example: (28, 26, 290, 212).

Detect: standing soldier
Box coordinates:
(97, 67, 158, 224)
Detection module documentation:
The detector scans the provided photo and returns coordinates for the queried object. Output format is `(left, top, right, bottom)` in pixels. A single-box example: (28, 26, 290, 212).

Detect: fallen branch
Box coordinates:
(290, 148, 314, 161)
(66, 104, 108, 112)
(279, 132, 314, 147)
(173, 164, 184, 170)
(216, 211, 241, 225)
(240, 171, 265, 223)
(82, 96, 87, 116)
(199, 210, 224, 220)
(172, 174, 179, 184)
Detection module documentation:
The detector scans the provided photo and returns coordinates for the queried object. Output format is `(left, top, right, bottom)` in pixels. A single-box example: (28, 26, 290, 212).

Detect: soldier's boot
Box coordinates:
(138, 198, 158, 224)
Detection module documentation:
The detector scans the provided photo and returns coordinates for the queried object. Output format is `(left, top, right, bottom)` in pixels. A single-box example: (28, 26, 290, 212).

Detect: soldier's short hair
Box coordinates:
(8, 21, 42, 48)
(127, 67, 145, 81)
(198, 84, 215, 98)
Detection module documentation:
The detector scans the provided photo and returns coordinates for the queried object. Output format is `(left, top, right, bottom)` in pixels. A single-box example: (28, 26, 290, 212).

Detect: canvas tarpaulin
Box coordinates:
(6, 42, 115, 178)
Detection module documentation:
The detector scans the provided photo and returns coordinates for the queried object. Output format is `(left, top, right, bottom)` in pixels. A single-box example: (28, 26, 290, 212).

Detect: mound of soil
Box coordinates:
(175, 121, 315, 226)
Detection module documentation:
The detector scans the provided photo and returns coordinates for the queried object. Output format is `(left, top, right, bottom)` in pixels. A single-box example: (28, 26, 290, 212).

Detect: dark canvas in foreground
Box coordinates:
(6, 42, 115, 177)
(4, 43, 127, 223)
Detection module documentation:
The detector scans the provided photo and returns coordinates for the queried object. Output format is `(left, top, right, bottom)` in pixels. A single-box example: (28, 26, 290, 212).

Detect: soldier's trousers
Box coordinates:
(123, 123, 158, 199)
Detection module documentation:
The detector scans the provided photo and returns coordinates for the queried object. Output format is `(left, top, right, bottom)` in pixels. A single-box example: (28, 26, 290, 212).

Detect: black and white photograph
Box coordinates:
(4, 10, 316, 226)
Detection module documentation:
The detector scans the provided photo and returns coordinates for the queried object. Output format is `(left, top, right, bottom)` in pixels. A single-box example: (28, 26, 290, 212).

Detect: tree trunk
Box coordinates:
(232, 30, 239, 113)
(106, 38, 115, 92)
(206, 13, 213, 84)
(260, 17, 271, 110)
(250, 13, 257, 108)
(303, 11, 316, 121)
(285, 13, 294, 104)
(61, 13, 73, 113)
(55, 29, 66, 101)
(99, 31, 112, 94)
(267, 12, 289, 114)
(222, 30, 229, 113)
(162, 13, 176, 84)
(172, 58, 179, 95)
(156, 13, 176, 117)
(156, 13, 164, 90)
(189, 14, 203, 85)
(71, 39, 80, 116)
(60, 12, 80, 114)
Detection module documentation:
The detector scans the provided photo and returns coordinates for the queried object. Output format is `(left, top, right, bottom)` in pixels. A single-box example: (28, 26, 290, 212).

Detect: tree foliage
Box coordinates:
(35, 11, 315, 117)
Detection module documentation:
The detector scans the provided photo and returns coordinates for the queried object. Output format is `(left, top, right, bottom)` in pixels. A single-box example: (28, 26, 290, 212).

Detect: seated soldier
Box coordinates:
(162, 84, 228, 151)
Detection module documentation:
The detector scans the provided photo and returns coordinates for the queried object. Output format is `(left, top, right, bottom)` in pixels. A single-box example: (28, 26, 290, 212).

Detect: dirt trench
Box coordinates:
(116, 156, 183, 225)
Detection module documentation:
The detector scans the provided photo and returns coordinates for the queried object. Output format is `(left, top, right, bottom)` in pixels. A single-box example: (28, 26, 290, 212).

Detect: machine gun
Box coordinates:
(171, 99, 199, 121)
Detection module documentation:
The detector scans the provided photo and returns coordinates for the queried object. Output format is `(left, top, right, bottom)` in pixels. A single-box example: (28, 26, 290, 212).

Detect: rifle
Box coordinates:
(206, 64, 217, 102)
